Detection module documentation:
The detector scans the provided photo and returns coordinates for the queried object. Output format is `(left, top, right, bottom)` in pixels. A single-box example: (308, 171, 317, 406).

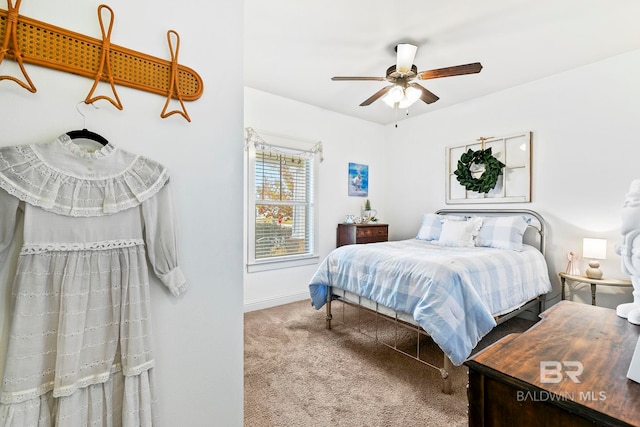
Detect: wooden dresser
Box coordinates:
(336, 223, 388, 247)
(466, 301, 640, 427)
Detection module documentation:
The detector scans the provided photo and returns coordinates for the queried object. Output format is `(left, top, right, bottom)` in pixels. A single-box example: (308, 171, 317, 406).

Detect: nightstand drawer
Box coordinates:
(356, 226, 387, 239)
(337, 223, 388, 247)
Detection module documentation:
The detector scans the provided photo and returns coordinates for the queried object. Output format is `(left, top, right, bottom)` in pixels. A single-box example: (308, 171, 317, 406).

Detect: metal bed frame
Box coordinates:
(322, 209, 548, 394)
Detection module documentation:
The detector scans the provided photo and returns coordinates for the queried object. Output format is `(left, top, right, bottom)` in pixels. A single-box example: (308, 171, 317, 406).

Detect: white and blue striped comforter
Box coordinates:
(309, 239, 552, 365)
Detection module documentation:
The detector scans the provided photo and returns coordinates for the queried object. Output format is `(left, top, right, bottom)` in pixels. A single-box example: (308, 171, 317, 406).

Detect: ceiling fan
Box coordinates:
(331, 43, 483, 108)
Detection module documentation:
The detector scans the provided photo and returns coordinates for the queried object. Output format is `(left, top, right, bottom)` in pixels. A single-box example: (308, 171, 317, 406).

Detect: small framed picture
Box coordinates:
(348, 162, 368, 197)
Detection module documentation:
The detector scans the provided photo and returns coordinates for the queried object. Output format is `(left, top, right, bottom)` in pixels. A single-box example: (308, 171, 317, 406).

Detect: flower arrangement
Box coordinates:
(362, 199, 378, 222)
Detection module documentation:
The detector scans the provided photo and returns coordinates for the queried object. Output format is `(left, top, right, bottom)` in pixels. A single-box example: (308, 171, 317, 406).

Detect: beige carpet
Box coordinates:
(244, 299, 535, 427)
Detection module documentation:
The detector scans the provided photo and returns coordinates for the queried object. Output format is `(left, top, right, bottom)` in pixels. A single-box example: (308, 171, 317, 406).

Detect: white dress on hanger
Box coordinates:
(0, 135, 187, 426)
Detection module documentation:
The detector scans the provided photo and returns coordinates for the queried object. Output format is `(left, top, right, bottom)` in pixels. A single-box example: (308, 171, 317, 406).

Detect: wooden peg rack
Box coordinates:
(0, 4, 203, 114)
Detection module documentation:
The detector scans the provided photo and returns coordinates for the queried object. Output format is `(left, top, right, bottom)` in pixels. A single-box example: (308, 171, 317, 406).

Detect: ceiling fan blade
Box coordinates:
(331, 76, 386, 81)
(360, 85, 393, 106)
(410, 83, 439, 104)
(396, 43, 418, 73)
(417, 62, 483, 80)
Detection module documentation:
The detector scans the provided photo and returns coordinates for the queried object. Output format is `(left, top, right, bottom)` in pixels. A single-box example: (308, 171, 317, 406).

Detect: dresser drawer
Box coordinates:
(356, 226, 388, 240)
(337, 224, 388, 247)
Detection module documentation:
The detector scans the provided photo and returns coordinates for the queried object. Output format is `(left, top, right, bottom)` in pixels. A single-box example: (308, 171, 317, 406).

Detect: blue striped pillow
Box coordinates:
(475, 215, 530, 251)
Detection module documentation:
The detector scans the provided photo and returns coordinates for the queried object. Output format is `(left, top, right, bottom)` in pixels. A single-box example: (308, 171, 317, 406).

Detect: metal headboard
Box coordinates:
(434, 209, 546, 256)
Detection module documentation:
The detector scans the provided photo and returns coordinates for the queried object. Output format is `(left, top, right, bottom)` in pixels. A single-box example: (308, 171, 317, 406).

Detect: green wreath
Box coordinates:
(454, 148, 506, 193)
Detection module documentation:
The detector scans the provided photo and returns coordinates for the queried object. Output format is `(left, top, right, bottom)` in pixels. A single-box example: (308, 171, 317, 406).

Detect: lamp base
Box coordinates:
(585, 260, 603, 279)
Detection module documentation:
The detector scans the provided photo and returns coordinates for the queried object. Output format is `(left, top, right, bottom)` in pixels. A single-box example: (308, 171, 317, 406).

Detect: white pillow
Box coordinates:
(436, 217, 483, 247)
(416, 213, 466, 241)
(475, 215, 530, 251)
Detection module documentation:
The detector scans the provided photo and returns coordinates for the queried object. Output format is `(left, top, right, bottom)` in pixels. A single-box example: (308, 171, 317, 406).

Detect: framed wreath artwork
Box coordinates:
(445, 132, 531, 204)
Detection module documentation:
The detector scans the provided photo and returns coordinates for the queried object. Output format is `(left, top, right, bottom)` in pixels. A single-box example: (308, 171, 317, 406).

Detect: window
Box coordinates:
(245, 128, 322, 272)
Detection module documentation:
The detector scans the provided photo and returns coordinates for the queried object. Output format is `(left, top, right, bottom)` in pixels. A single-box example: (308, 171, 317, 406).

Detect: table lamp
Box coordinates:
(583, 238, 607, 279)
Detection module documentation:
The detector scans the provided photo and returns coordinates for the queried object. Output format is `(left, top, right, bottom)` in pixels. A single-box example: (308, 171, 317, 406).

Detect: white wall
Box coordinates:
(243, 87, 386, 310)
(245, 50, 640, 312)
(384, 49, 640, 309)
(0, 1, 243, 425)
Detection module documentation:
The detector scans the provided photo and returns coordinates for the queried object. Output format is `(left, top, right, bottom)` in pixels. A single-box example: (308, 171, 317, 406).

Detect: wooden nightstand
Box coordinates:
(559, 272, 632, 306)
(336, 223, 388, 247)
(466, 301, 640, 427)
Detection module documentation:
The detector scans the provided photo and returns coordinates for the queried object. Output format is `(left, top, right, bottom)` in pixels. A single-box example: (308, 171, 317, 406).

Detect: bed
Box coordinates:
(308, 209, 552, 393)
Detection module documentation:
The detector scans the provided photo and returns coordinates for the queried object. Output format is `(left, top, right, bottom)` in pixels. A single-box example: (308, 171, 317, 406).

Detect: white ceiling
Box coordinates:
(244, 0, 640, 125)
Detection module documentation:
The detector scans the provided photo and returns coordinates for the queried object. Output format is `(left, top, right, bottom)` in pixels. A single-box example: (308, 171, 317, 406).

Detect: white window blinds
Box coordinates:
(245, 128, 322, 271)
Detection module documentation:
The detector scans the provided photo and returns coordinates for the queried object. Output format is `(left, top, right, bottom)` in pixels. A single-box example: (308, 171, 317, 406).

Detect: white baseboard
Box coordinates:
(243, 291, 310, 313)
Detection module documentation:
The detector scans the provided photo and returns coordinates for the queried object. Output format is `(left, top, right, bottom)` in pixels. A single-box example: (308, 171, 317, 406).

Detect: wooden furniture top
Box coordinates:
(467, 301, 640, 426)
(338, 223, 388, 228)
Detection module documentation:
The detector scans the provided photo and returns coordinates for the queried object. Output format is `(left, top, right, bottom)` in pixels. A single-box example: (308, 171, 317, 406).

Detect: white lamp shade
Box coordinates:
(381, 96, 396, 108)
(583, 238, 607, 260)
(382, 86, 403, 107)
(396, 43, 417, 73)
(398, 86, 421, 108)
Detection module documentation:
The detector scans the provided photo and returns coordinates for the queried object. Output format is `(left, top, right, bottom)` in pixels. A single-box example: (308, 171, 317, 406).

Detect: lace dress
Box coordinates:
(0, 135, 187, 426)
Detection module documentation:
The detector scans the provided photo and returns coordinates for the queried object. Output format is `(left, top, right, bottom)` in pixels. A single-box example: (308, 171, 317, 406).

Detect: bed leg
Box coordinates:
(441, 355, 452, 394)
(325, 289, 332, 330)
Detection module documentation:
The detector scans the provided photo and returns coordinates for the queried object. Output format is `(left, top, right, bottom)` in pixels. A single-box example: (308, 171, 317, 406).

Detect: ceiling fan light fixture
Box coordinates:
(382, 85, 421, 109)
(382, 96, 397, 108)
(396, 43, 417, 74)
(397, 86, 421, 109)
(331, 44, 482, 111)
(382, 85, 404, 106)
